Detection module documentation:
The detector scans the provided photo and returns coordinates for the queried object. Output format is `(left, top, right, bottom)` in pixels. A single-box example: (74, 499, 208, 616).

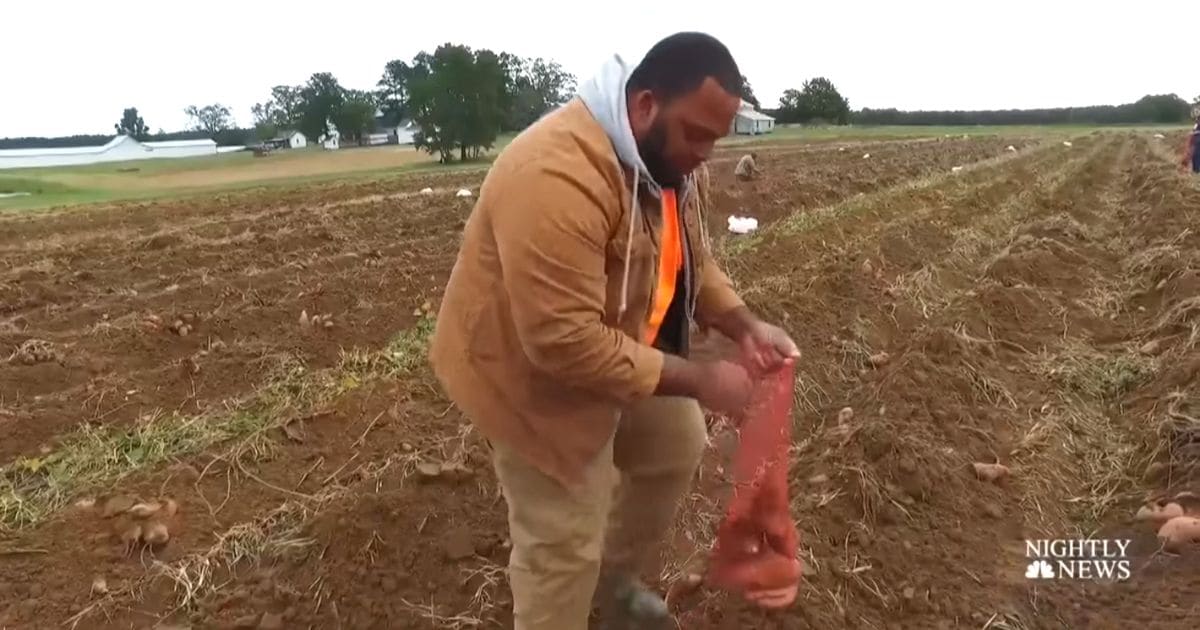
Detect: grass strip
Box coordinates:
(0, 316, 434, 530)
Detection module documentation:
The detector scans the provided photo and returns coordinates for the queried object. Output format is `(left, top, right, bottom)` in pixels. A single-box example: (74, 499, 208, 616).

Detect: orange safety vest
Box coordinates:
(643, 188, 683, 345)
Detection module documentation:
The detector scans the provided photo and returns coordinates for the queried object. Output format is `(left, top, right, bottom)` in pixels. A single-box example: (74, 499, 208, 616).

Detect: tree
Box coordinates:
(251, 85, 304, 130)
(776, 89, 802, 123)
(337, 90, 378, 145)
(469, 49, 511, 158)
(408, 44, 510, 163)
(740, 75, 760, 110)
(251, 102, 278, 127)
(777, 78, 850, 125)
(184, 103, 233, 136)
(115, 107, 150, 139)
(298, 73, 345, 141)
(377, 60, 412, 124)
(1129, 94, 1192, 124)
(254, 122, 279, 141)
(503, 57, 577, 130)
(213, 128, 250, 146)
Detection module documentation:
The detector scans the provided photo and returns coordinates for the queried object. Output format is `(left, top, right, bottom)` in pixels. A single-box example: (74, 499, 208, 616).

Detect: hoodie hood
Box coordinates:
(577, 54, 706, 323)
(577, 54, 663, 197)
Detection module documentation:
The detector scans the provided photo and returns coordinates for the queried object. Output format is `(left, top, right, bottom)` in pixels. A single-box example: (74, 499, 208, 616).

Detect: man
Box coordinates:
(430, 32, 799, 630)
(734, 151, 761, 181)
(1183, 111, 1200, 174)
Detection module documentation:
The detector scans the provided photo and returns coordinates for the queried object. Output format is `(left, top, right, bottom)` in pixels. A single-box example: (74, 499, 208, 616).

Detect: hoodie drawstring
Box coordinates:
(617, 168, 640, 320)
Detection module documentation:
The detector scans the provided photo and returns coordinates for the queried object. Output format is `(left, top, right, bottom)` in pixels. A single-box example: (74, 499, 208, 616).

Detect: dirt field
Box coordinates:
(2, 133, 1198, 629)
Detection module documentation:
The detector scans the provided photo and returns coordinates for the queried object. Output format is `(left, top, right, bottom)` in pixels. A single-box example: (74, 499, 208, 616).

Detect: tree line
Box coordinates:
(851, 94, 1196, 126)
(248, 45, 575, 162)
(0, 107, 249, 150)
(753, 81, 1197, 127)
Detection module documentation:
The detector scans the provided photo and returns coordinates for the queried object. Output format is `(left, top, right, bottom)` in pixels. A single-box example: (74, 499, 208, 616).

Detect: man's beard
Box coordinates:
(636, 120, 683, 188)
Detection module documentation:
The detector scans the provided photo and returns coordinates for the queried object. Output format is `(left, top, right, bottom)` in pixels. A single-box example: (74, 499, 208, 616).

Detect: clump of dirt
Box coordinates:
(6, 338, 61, 365)
(985, 234, 1091, 288)
(141, 232, 185, 250)
(1015, 213, 1090, 243)
(298, 310, 335, 332)
(87, 494, 182, 553)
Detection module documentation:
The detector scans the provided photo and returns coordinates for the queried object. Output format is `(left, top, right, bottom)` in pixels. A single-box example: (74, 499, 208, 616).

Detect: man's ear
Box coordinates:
(627, 89, 659, 137)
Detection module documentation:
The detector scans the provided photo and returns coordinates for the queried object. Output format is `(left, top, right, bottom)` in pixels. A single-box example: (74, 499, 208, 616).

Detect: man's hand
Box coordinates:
(739, 319, 800, 373)
(657, 356, 753, 415)
(712, 306, 800, 373)
(694, 360, 754, 415)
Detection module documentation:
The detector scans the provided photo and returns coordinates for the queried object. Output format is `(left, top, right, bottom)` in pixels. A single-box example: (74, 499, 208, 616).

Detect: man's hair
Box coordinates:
(627, 32, 741, 102)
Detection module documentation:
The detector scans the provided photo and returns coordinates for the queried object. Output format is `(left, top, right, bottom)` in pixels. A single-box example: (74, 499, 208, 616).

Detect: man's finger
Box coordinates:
(775, 336, 801, 358)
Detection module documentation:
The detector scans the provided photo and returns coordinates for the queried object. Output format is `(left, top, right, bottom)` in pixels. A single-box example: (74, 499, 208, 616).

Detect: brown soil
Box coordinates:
(4, 133, 1198, 630)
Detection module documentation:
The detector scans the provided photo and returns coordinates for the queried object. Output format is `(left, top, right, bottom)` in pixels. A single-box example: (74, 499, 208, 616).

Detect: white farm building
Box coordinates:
(365, 115, 420, 147)
(0, 135, 234, 170)
(265, 131, 307, 150)
(732, 100, 775, 135)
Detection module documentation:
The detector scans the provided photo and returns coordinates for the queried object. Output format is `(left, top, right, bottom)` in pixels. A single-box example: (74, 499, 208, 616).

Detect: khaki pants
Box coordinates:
(491, 396, 707, 630)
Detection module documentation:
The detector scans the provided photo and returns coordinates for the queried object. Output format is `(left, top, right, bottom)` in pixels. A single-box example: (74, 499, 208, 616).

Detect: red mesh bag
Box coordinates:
(706, 362, 801, 602)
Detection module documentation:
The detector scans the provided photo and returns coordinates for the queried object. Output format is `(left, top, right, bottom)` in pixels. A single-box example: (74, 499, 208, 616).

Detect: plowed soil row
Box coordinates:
(0, 136, 1018, 467)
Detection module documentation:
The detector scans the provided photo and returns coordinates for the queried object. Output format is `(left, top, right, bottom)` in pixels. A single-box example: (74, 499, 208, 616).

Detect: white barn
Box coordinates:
(266, 131, 306, 150)
(732, 100, 775, 135)
(0, 136, 226, 170)
(364, 119, 419, 146)
(393, 120, 418, 145)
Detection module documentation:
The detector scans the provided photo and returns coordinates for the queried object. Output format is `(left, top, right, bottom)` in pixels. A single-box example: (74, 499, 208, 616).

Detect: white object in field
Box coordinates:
(862, 153, 871, 159)
(456, 189, 473, 197)
(1154, 133, 1166, 139)
(951, 166, 964, 173)
(961, 134, 969, 140)
(838, 146, 846, 152)
(0, 191, 31, 198)
(727, 215, 759, 234)
(420, 187, 434, 195)
(1062, 141, 1073, 147)
(1006, 145, 1017, 152)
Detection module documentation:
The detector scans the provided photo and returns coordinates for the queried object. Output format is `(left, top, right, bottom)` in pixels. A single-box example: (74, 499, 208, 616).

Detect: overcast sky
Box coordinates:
(3, 0, 1194, 138)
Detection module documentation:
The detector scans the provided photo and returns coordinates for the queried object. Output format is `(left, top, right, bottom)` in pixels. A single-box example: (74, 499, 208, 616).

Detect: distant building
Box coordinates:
(392, 119, 419, 145)
(365, 116, 420, 146)
(732, 100, 775, 135)
(0, 135, 233, 170)
(265, 131, 306, 150)
(318, 119, 340, 150)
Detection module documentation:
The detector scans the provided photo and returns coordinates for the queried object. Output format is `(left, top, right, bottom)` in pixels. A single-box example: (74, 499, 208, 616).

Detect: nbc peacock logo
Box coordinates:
(1024, 559, 1055, 579)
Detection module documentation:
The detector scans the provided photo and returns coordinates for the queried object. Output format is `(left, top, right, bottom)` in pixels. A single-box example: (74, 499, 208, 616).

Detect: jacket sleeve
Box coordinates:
(692, 164, 746, 324)
(491, 163, 665, 403)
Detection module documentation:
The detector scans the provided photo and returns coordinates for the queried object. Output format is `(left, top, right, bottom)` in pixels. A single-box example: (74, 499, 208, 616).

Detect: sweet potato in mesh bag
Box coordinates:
(707, 362, 802, 603)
